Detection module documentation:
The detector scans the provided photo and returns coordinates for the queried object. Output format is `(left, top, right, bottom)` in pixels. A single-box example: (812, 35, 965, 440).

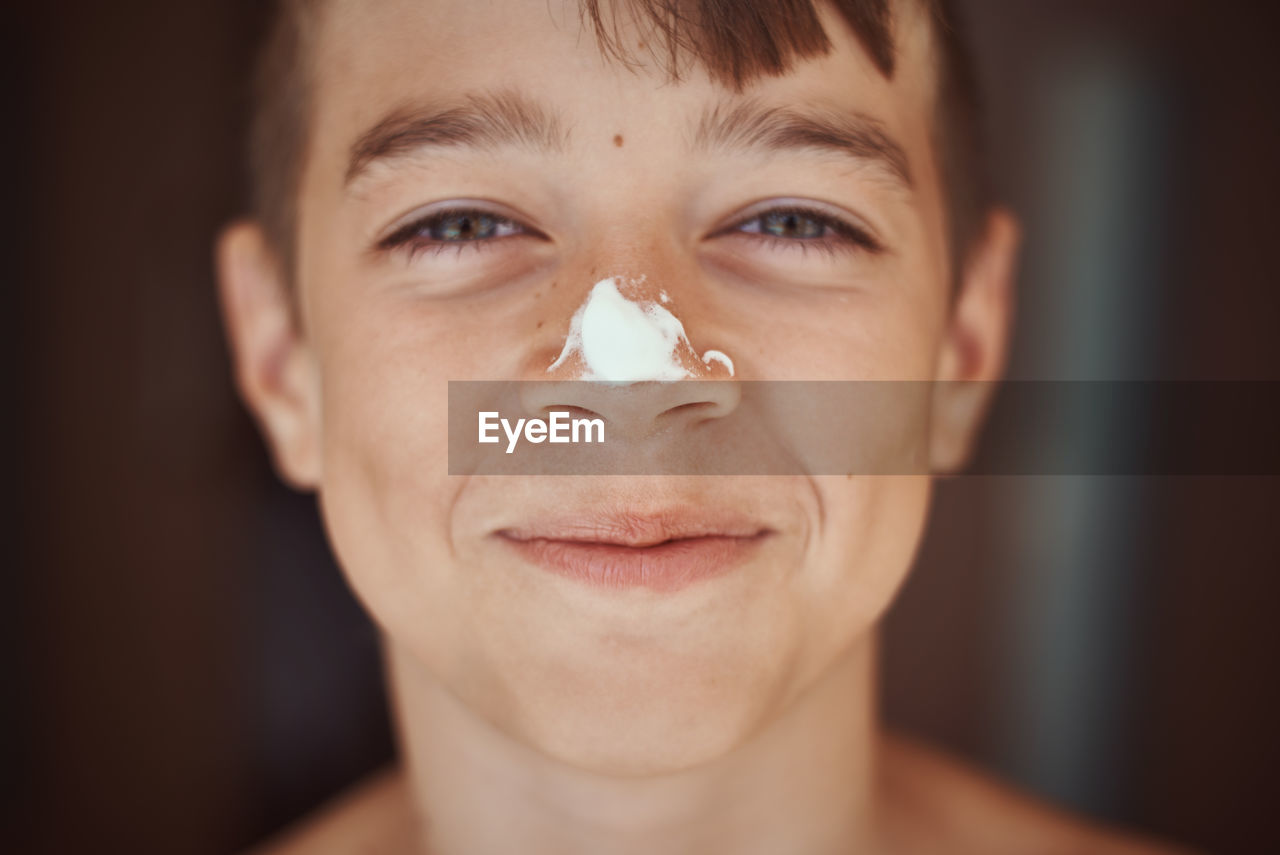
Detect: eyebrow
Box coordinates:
(345, 90, 912, 191)
(345, 90, 568, 185)
(691, 98, 913, 189)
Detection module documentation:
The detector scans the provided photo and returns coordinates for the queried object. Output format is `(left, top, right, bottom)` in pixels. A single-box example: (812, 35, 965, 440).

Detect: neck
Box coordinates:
(386, 637, 884, 855)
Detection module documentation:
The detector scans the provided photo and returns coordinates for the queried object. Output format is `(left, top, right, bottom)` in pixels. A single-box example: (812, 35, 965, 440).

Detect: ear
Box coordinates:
(215, 221, 323, 489)
(929, 208, 1020, 474)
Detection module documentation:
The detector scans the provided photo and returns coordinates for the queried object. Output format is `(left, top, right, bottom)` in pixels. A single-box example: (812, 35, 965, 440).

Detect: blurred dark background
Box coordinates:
(9, 1, 1279, 852)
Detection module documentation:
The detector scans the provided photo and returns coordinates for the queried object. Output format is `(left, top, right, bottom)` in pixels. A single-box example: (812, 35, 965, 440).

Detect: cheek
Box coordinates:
(713, 276, 946, 383)
(323, 311, 449, 501)
(801, 475, 933, 652)
(308, 285, 589, 670)
(309, 304, 469, 656)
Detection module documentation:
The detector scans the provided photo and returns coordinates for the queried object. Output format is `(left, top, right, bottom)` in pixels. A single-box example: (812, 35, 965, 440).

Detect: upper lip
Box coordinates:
(496, 507, 770, 547)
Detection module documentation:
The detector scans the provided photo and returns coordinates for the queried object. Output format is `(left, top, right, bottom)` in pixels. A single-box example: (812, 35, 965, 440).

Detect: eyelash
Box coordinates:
(377, 204, 881, 260)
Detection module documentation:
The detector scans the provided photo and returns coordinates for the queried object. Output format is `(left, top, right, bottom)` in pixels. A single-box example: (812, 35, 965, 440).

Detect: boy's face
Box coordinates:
(220, 0, 1015, 774)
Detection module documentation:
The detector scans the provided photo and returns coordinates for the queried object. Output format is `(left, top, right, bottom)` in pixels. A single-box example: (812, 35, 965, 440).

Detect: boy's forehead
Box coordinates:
(309, 0, 938, 155)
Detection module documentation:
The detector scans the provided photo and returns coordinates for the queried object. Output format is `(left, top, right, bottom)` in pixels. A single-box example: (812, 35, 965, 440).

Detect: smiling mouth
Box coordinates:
(495, 509, 771, 593)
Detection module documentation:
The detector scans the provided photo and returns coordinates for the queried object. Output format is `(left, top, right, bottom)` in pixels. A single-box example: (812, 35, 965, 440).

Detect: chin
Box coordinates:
(518, 687, 767, 777)
(482, 638, 795, 777)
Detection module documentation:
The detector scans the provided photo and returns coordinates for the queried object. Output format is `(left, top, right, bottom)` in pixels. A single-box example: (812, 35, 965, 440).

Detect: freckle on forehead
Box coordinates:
(613, 134, 624, 147)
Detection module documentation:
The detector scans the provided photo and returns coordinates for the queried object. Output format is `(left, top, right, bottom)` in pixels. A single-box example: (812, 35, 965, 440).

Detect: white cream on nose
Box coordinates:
(546, 277, 735, 382)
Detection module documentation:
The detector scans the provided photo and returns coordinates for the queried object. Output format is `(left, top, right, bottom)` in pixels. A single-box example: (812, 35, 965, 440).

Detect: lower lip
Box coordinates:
(499, 534, 765, 593)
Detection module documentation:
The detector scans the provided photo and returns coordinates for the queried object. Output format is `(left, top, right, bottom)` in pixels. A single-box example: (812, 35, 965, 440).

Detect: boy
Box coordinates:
(217, 0, 1187, 851)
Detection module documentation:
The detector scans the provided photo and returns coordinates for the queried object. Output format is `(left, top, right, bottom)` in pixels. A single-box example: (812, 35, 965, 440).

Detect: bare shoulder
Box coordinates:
(875, 730, 1200, 855)
(243, 766, 419, 855)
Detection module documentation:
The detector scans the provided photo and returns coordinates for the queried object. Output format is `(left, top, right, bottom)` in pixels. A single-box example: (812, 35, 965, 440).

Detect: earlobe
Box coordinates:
(929, 208, 1021, 474)
(215, 221, 323, 489)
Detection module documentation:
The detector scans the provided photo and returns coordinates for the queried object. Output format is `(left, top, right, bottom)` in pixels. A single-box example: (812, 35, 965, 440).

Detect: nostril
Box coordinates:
(663, 401, 717, 419)
(539, 403, 603, 423)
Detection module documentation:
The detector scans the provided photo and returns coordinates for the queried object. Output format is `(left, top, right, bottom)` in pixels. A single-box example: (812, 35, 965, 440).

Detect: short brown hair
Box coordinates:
(249, 0, 988, 281)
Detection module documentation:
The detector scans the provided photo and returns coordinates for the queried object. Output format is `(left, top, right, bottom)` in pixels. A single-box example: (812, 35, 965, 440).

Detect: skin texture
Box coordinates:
(218, 1, 1187, 852)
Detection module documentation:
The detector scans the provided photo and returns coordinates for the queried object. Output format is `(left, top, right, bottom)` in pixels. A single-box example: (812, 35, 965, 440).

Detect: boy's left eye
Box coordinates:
(728, 206, 882, 254)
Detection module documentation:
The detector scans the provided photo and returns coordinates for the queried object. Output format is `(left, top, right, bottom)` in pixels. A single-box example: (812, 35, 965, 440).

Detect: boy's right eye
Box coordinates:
(377, 207, 530, 259)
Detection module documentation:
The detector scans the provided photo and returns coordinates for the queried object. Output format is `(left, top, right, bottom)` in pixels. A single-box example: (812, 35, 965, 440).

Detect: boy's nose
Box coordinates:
(521, 271, 740, 439)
